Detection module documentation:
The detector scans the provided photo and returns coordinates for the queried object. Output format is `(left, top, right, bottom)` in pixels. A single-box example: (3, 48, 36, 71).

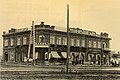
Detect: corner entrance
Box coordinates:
(35, 48, 48, 63)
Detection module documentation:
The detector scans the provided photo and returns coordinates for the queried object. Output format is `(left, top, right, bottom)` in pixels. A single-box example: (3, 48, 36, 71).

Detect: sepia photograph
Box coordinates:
(0, 0, 120, 80)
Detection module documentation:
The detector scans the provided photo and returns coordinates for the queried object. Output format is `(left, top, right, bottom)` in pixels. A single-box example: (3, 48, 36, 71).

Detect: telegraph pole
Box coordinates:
(66, 4, 70, 73)
(32, 21, 36, 65)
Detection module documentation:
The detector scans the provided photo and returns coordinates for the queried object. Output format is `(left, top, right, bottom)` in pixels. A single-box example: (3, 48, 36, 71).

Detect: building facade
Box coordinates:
(2, 22, 111, 65)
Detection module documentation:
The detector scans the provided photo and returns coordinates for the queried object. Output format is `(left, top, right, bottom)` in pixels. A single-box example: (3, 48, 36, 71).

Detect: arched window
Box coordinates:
(39, 35, 45, 42)
(102, 42, 106, 49)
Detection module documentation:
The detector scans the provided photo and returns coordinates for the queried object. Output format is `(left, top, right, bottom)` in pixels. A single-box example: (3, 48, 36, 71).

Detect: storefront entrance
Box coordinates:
(35, 48, 48, 63)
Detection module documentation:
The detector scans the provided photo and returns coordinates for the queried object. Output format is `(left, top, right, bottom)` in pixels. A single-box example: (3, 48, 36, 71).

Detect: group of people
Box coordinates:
(71, 53, 84, 65)
(89, 55, 109, 65)
(70, 54, 110, 66)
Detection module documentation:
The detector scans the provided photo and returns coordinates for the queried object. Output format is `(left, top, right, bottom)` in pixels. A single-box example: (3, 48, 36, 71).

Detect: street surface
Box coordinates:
(1, 63, 120, 80)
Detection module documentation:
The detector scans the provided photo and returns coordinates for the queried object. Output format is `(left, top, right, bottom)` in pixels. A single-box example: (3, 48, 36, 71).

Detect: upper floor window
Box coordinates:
(88, 40, 92, 47)
(50, 36, 55, 44)
(39, 35, 45, 43)
(98, 41, 101, 48)
(76, 39, 80, 46)
(23, 37, 27, 45)
(17, 38, 20, 45)
(93, 41, 97, 48)
(63, 37, 67, 45)
(57, 37, 61, 45)
(71, 38, 74, 46)
(10, 39, 14, 46)
(106, 41, 109, 48)
(102, 42, 106, 49)
(81, 39, 85, 47)
(4, 39, 8, 46)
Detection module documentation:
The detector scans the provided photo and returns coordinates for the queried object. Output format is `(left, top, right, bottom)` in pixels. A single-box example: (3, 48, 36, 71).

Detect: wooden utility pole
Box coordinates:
(66, 4, 70, 73)
(28, 25, 33, 60)
(32, 21, 36, 65)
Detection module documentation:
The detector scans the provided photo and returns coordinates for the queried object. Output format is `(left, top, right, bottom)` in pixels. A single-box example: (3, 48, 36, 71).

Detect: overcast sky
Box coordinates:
(0, 0, 120, 55)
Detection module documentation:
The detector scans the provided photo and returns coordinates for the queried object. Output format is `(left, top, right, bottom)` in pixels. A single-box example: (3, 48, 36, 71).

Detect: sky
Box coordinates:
(0, 0, 120, 56)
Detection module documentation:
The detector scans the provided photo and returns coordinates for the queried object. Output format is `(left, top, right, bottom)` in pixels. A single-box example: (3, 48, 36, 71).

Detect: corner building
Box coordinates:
(2, 22, 111, 65)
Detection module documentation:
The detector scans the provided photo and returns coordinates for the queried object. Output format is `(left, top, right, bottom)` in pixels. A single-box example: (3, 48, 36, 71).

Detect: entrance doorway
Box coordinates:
(36, 48, 48, 63)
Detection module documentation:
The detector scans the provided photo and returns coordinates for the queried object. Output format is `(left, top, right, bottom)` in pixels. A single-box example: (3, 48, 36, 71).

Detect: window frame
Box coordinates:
(50, 36, 55, 44)
(10, 38, 14, 46)
(17, 38, 21, 45)
(63, 37, 67, 45)
(57, 37, 61, 45)
(39, 35, 45, 43)
(4, 39, 8, 46)
(76, 39, 80, 46)
(81, 39, 85, 47)
(71, 38, 74, 46)
(23, 37, 27, 45)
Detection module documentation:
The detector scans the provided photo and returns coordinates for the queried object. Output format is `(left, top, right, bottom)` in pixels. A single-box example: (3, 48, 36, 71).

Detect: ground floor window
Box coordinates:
(4, 52, 8, 62)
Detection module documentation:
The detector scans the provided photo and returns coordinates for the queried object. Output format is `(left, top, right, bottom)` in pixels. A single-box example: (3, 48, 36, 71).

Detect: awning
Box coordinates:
(70, 52, 79, 57)
(50, 51, 60, 58)
(61, 52, 67, 58)
(45, 52, 48, 59)
(61, 52, 71, 58)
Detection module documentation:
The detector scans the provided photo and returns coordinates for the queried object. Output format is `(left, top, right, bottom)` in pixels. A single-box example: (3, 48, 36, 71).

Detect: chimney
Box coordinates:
(3, 32, 6, 34)
(41, 22, 44, 24)
(40, 22, 44, 27)
(77, 28, 79, 30)
(100, 32, 103, 36)
(9, 30, 11, 33)
(51, 26, 55, 29)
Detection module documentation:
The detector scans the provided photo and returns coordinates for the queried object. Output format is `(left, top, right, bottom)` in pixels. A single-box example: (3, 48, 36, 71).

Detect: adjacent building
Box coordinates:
(2, 22, 111, 65)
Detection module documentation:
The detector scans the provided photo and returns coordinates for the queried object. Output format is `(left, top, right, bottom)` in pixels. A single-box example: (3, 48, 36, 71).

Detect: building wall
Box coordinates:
(2, 25, 111, 63)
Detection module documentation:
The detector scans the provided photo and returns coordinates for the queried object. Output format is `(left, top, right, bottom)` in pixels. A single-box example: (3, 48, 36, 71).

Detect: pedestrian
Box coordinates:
(72, 53, 75, 65)
(81, 54, 84, 64)
(89, 55, 93, 65)
(93, 56, 96, 65)
(97, 55, 100, 65)
(79, 55, 82, 64)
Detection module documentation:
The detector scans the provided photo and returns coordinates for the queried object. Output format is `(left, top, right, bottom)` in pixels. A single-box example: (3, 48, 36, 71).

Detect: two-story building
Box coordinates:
(2, 22, 111, 65)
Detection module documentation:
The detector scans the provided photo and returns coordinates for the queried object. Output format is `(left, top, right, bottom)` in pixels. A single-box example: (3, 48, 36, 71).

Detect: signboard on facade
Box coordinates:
(35, 42, 49, 48)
